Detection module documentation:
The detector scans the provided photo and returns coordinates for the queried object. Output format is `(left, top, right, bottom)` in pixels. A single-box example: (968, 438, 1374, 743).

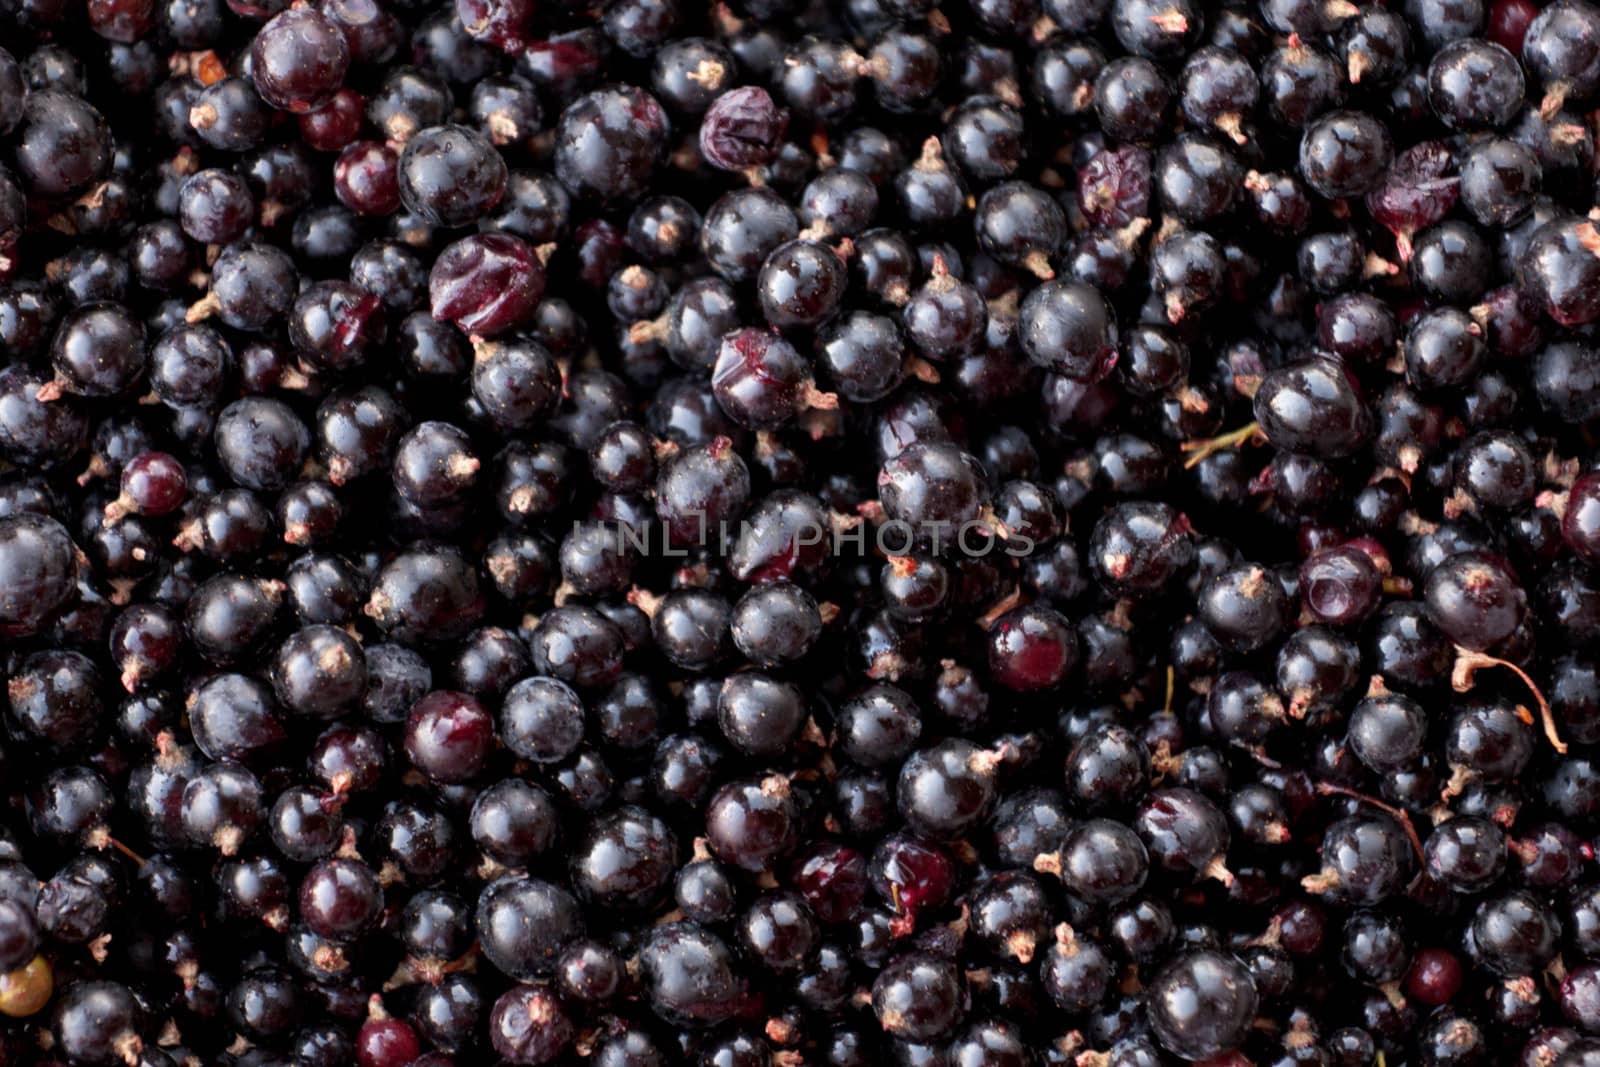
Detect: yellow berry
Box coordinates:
(0, 955, 53, 1017)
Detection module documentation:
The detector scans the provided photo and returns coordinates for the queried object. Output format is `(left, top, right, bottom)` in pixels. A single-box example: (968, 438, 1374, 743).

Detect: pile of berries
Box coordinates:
(8, 0, 1600, 1062)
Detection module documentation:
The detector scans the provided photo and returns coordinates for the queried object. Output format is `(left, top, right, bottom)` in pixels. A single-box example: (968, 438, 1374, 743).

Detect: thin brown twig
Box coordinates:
(1451, 646, 1566, 755)
(106, 837, 148, 867)
(1313, 781, 1424, 867)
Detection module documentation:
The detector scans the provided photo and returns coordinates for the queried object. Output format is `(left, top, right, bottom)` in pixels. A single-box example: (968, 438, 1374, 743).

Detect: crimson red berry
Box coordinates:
(1406, 948, 1464, 1005)
(404, 690, 494, 783)
(357, 1015, 422, 1067)
(429, 233, 546, 337)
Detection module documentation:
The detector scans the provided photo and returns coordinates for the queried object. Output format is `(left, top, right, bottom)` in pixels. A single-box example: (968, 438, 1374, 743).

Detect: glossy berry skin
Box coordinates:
(570, 806, 677, 909)
(357, 1017, 422, 1067)
(52, 981, 142, 1066)
(1147, 950, 1258, 1060)
(1311, 815, 1416, 905)
(1058, 818, 1150, 903)
(1318, 292, 1398, 365)
(1522, 1, 1600, 107)
(1019, 280, 1119, 380)
(1090, 501, 1194, 595)
(653, 437, 750, 545)
(457, 0, 535, 52)
(987, 604, 1079, 691)
(1095, 57, 1173, 142)
(496, 676, 580, 766)
(1424, 550, 1526, 651)
(1428, 39, 1525, 128)
(214, 397, 311, 492)
(0, 514, 79, 637)
(474, 338, 561, 432)
(975, 181, 1066, 274)
(1564, 473, 1600, 563)
(207, 242, 298, 332)
(1300, 545, 1381, 625)
(902, 260, 986, 361)
(185, 573, 283, 666)
(179, 169, 256, 244)
(0, 361, 90, 470)
(897, 739, 1001, 839)
(878, 442, 988, 535)
(871, 952, 964, 1041)
(780, 37, 865, 122)
(1458, 139, 1538, 227)
(12, 92, 112, 200)
(701, 188, 799, 284)
(638, 921, 747, 1026)
(146, 329, 227, 414)
(1426, 816, 1506, 891)
(290, 280, 385, 373)
(366, 546, 486, 645)
(1472, 890, 1560, 976)
(300, 857, 382, 940)
(1199, 564, 1291, 653)
(251, 7, 351, 113)
(1254, 356, 1372, 458)
(1156, 133, 1243, 223)
(1112, 0, 1202, 58)
(333, 140, 401, 216)
(110, 452, 186, 522)
(476, 875, 585, 981)
(472, 779, 558, 867)
(706, 776, 797, 872)
(1520, 216, 1600, 326)
(272, 624, 366, 718)
(719, 672, 806, 756)
(47, 303, 145, 399)
(712, 329, 829, 430)
(1299, 110, 1393, 199)
(398, 124, 508, 227)
(758, 239, 846, 329)
(819, 313, 908, 409)
(315, 386, 405, 485)
(299, 86, 365, 151)
(554, 87, 669, 202)
(1136, 787, 1231, 882)
(405, 690, 494, 783)
(529, 605, 625, 687)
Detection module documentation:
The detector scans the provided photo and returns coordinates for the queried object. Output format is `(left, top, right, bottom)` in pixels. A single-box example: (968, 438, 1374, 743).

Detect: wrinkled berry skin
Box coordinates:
(699, 87, 787, 171)
(430, 234, 546, 337)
